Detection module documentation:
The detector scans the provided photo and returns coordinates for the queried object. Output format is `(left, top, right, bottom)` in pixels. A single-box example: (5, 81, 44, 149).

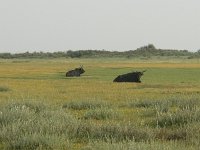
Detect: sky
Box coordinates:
(0, 0, 200, 53)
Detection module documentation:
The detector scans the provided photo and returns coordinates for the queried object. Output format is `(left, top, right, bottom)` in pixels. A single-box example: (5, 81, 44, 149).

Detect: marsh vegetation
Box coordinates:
(0, 58, 200, 149)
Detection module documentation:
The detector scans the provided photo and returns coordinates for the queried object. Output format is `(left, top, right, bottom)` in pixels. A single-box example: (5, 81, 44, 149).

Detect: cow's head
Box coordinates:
(135, 70, 146, 79)
(75, 66, 85, 74)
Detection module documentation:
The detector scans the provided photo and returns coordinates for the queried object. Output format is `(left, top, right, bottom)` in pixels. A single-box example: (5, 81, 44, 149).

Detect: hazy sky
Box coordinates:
(0, 0, 200, 53)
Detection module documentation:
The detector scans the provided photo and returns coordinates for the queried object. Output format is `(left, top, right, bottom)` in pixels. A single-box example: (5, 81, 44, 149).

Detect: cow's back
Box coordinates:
(66, 70, 80, 77)
(113, 72, 141, 82)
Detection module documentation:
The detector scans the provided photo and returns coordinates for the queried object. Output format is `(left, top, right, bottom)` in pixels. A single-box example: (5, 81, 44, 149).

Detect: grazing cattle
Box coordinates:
(113, 70, 146, 83)
(66, 66, 85, 77)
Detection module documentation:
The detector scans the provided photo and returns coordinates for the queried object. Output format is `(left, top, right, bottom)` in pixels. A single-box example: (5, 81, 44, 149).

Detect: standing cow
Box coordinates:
(113, 70, 146, 83)
(66, 66, 85, 77)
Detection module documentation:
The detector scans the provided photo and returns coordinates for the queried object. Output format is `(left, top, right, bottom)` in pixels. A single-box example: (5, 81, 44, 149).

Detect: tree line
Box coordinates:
(0, 44, 200, 59)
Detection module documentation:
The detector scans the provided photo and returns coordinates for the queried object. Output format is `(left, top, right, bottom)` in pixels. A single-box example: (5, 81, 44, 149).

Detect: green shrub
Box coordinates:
(0, 101, 77, 149)
(155, 128, 187, 141)
(127, 99, 170, 113)
(153, 110, 200, 128)
(75, 122, 151, 142)
(81, 140, 191, 150)
(127, 98, 200, 115)
(177, 99, 199, 111)
(0, 86, 9, 92)
(84, 108, 120, 120)
(62, 100, 110, 110)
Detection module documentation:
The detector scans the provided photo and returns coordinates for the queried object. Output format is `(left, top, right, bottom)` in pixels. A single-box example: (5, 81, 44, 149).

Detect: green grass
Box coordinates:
(0, 58, 200, 149)
(83, 108, 120, 120)
(0, 86, 9, 92)
(0, 102, 76, 149)
(81, 140, 198, 150)
(143, 68, 200, 84)
(62, 100, 111, 110)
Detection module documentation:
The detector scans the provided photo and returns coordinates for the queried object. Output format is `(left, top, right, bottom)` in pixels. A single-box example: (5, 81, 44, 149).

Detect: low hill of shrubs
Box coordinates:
(1, 44, 200, 59)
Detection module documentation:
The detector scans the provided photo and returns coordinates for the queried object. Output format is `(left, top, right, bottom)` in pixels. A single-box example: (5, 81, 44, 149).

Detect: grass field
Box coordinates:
(0, 58, 200, 149)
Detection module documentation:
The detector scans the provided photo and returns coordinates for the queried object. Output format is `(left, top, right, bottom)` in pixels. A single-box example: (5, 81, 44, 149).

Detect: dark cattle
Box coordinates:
(66, 66, 85, 77)
(113, 70, 146, 83)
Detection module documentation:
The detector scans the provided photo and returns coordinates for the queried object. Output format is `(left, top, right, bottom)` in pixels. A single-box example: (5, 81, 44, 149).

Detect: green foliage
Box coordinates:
(0, 101, 150, 148)
(62, 100, 110, 110)
(0, 53, 13, 59)
(127, 98, 200, 112)
(154, 109, 200, 128)
(75, 122, 151, 142)
(125, 98, 200, 128)
(0, 44, 199, 59)
(0, 86, 10, 92)
(0, 102, 76, 149)
(84, 108, 119, 120)
(0, 51, 68, 59)
(82, 140, 191, 150)
(1, 98, 200, 149)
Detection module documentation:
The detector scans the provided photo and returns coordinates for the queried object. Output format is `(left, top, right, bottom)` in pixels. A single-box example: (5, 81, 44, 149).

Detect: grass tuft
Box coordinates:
(152, 110, 200, 128)
(83, 108, 120, 120)
(62, 100, 111, 110)
(81, 140, 191, 150)
(0, 86, 10, 92)
(75, 122, 151, 142)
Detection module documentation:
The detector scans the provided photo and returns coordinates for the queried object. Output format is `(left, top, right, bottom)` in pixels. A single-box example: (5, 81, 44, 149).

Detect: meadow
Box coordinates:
(0, 58, 200, 150)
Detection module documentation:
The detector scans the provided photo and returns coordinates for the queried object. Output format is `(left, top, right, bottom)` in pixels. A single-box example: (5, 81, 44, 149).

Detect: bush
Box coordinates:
(81, 140, 190, 150)
(0, 101, 77, 149)
(0, 86, 10, 92)
(127, 99, 170, 113)
(153, 110, 200, 128)
(84, 108, 120, 120)
(62, 100, 110, 110)
(155, 128, 187, 141)
(75, 122, 151, 142)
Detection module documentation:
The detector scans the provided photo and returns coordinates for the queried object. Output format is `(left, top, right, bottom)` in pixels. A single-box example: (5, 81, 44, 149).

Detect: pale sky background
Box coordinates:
(0, 0, 200, 53)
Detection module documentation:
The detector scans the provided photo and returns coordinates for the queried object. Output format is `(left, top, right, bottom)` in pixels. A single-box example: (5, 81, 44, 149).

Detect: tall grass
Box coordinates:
(62, 100, 111, 110)
(0, 101, 77, 149)
(1, 98, 199, 149)
(153, 109, 200, 128)
(81, 140, 196, 150)
(75, 121, 152, 142)
(83, 108, 120, 120)
(126, 97, 200, 114)
(0, 101, 153, 149)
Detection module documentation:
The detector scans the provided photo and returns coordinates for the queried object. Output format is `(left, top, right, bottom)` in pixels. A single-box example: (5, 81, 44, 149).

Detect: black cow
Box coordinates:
(113, 70, 146, 83)
(66, 66, 85, 77)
